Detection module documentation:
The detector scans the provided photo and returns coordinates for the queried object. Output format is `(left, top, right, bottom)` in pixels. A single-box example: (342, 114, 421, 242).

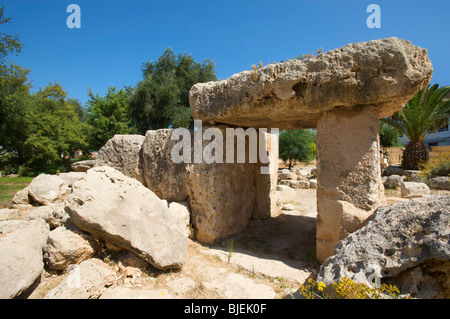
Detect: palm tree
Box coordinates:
(382, 84, 450, 170)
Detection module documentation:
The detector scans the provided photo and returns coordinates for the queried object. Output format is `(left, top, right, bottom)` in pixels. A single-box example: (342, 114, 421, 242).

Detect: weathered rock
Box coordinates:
(28, 174, 70, 205)
(167, 201, 193, 238)
(186, 125, 256, 244)
(318, 195, 450, 299)
(400, 181, 430, 198)
(43, 226, 99, 270)
(276, 185, 296, 204)
(190, 37, 432, 130)
(383, 165, 420, 177)
(316, 105, 386, 263)
(95, 134, 146, 184)
(253, 130, 279, 220)
(288, 180, 310, 189)
(142, 129, 190, 202)
(11, 186, 31, 205)
(0, 208, 20, 221)
(429, 176, 450, 190)
(382, 165, 406, 176)
(65, 166, 187, 270)
(0, 219, 49, 299)
(28, 204, 69, 229)
(44, 258, 116, 299)
(278, 170, 297, 181)
(309, 179, 317, 189)
(383, 174, 404, 189)
(188, 161, 255, 244)
(71, 160, 95, 172)
(117, 251, 149, 278)
(57, 172, 86, 187)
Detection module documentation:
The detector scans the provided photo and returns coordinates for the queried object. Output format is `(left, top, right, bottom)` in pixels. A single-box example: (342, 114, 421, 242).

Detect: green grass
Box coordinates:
(0, 177, 34, 208)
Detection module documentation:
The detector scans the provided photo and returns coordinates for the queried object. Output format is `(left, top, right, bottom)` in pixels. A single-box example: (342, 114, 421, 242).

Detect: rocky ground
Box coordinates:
(2, 162, 448, 300)
(18, 186, 448, 299)
(18, 188, 317, 299)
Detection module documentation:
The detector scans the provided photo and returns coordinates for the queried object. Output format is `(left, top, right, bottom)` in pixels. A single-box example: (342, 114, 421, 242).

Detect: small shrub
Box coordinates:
(298, 276, 403, 299)
(430, 161, 450, 177)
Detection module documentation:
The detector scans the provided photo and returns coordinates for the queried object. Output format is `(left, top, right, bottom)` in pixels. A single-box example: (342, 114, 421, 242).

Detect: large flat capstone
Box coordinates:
(189, 37, 432, 129)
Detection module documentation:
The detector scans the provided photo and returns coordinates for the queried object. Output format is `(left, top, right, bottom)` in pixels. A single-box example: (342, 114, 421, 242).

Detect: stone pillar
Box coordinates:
(316, 105, 386, 263)
(253, 130, 279, 220)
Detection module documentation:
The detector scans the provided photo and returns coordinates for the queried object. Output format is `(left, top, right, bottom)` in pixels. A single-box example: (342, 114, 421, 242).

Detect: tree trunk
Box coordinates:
(402, 141, 429, 170)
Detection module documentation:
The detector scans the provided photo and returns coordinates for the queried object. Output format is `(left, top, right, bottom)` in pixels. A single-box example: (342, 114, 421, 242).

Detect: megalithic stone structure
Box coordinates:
(189, 37, 432, 263)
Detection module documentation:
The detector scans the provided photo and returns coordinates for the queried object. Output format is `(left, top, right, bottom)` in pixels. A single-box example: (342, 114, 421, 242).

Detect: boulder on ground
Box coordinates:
(276, 185, 296, 204)
(57, 172, 86, 187)
(0, 219, 49, 299)
(28, 204, 69, 229)
(0, 208, 21, 221)
(12, 186, 31, 205)
(65, 166, 187, 270)
(429, 176, 450, 190)
(167, 201, 193, 238)
(289, 180, 310, 189)
(71, 160, 95, 172)
(383, 165, 421, 178)
(400, 181, 430, 198)
(278, 170, 297, 181)
(44, 258, 116, 299)
(383, 174, 404, 189)
(28, 174, 70, 205)
(95, 134, 146, 184)
(318, 195, 450, 299)
(43, 226, 99, 270)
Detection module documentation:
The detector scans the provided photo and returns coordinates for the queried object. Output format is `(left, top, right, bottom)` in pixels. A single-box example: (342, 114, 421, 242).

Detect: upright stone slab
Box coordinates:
(253, 130, 279, 220)
(142, 129, 191, 202)
(187, 125, 256, 243)
(316, 106, 386, 263)
(95, 134, 146, 184)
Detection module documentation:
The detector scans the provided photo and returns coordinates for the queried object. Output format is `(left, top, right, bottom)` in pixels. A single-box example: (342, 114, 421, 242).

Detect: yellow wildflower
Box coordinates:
(317, 282, 326, 292)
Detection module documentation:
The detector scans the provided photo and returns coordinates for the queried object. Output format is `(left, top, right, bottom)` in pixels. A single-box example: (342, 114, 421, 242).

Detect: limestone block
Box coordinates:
(142, 129, 191, 202)
(65, 166, 187, 270)
(316, 105, 386, 263)
(400, 182, 430, 198)
(95, 134, 146, 184)
(190, 38, 432, 129)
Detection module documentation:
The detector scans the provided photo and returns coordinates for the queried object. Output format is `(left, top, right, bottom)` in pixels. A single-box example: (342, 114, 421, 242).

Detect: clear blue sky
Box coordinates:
(2, 0, 449, 106)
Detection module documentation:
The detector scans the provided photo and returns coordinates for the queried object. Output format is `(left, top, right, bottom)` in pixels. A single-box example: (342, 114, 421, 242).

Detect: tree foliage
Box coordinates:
(382, 84, 450, 170)
(379, 122, 401, 149)
(24, 83, 89, 172)
(279, 130, 316, 169)
(86, 86, 134, 150)
(1, 8, 222, 174)
(0, 6, 23, 65)
(129, 48, 216, 134)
